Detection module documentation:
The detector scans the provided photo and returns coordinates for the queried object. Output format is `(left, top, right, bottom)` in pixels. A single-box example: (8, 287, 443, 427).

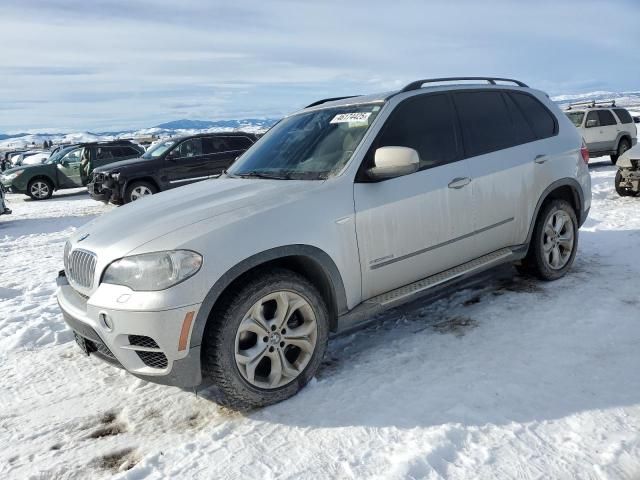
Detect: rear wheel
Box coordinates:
(27, 178, 54, 200)
(611, 138, 631, 164)
(615, 170, 636, 197)
(518, 199, 578, 281)
(201, 269, 329, 409)
(124, 181, 157, 203)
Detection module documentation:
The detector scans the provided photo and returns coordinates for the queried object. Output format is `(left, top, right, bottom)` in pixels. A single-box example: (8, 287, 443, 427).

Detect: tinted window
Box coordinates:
(375, 94, 458, 169)
(121, 146, 141, 157)
(202, 137, 230, 154)
(225, 136, 254, 150)
(509, 92, 556, 139)
(586, 111, 599, 127)
(613, 108, 633, 124)
(503, 93, 536, 144)
(598, 110, 617, 126)
(175, 138, 203, 158)
(454, 91, 516, 157)
(95, 147, 115, 160)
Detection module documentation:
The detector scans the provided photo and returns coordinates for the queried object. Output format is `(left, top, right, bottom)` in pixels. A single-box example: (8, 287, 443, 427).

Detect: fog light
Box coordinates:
(99, 312, 113, 331)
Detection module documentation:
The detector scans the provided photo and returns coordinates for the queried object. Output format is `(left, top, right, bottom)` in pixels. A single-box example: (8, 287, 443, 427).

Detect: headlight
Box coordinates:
(2, 170, 24, 181)
(102, 250, 202, 291)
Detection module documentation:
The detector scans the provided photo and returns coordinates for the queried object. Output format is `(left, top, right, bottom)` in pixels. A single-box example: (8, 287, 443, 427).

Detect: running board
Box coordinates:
(336, 247, 517, 334)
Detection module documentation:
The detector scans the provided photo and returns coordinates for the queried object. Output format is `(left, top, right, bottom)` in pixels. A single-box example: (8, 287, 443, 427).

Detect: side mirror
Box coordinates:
(167, 149, 178, 161)
(367, 146, 419, 181)
(585, 119, 598, 128)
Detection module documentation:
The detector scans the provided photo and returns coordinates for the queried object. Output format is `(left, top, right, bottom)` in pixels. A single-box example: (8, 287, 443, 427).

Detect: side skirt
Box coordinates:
(335, 245, 527, 335)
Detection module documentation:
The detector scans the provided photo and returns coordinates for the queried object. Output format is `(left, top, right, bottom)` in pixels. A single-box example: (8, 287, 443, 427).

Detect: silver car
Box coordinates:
(57, 77, 592, 408)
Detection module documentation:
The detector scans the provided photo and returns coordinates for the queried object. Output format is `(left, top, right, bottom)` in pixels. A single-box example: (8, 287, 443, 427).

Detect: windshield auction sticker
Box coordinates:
(330, 112, 372, 124)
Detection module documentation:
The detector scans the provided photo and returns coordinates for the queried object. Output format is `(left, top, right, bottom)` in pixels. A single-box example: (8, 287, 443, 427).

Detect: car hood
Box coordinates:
(93, 156, 145, 173)
(71, 177, 322, 256)
(1, 163, 51, 176)
(617, 144, 640, 168)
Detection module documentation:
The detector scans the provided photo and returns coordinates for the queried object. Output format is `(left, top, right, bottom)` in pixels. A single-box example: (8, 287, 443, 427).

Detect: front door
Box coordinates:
(56, 147, 84, 187)
(164, 138, 210, 187)
(354, 93, 475, 299)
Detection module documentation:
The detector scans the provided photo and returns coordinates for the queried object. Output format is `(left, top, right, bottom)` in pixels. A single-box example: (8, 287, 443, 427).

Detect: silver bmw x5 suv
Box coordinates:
(57, 77, 591, 408)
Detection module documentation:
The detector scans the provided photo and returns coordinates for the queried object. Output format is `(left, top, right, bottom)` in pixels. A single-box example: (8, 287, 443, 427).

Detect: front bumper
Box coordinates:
(89, 173, 123, 204)
(56, 271, 203, 388)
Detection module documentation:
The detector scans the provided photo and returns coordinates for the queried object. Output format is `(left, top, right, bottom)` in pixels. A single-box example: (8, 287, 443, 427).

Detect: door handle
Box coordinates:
(534, 154, 547, 164)
(448, 177, 471, 189)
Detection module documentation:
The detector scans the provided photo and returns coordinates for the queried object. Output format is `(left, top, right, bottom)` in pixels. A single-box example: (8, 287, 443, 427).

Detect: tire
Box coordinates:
(611, 138, 631, 164)
(615, 170, 636, 197)
(201, 268, 330, 409)
(518, 199, 578, 281)
(124, 180, 157, 203)
(27, 177, 54, 200)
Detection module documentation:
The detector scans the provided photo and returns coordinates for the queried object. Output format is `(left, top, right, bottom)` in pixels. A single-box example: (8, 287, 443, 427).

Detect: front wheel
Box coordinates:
(27, 178, 54, 200)
(611, 138, 631, 164)
(518, 199, 578, 281)
(202, 269, 329, 409)
(124, 181, 157, 203)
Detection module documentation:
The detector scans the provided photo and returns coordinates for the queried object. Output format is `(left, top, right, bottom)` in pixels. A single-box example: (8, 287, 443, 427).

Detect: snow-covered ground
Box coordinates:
(1, 158, 640, 479)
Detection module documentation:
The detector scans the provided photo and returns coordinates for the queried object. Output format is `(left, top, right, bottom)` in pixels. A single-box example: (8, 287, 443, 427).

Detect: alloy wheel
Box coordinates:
(234, 291, 318, 389)
(130, 186, 152, 201)
(30, 181, 50, 199)
(542, 210, 574, 270)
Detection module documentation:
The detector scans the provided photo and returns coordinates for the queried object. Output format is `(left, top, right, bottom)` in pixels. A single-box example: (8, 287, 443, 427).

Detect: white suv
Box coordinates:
(564, 101, 637, 164)
(57, 77, 592, 408)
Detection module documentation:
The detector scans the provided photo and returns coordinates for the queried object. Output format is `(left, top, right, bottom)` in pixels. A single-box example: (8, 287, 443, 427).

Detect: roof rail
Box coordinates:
(566, 99, 617, 110)
(305, 95, 360, 108)
(400, 77, 528, 93)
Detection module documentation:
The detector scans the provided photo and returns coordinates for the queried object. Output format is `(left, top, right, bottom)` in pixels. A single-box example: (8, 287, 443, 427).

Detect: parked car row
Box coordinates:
(57, 77, 593, 409)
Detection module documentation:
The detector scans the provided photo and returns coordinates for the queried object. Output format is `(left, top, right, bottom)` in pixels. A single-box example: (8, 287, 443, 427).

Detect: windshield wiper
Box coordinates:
(234, 171, 294, 180)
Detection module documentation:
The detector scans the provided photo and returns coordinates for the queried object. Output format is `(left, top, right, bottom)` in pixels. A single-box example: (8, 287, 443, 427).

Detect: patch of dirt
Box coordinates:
(432, 316, 478, 337)
(86, 422, 127, 439)
(493, 276, 543, 294)
(93, 448, 138, 473)
(463, 295, 481, 306)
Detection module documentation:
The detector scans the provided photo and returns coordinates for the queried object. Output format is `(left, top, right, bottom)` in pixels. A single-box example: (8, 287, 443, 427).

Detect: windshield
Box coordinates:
(565, 111, 585, 127)
(227, 104, 382, 180)
(142, 140, 175, 159)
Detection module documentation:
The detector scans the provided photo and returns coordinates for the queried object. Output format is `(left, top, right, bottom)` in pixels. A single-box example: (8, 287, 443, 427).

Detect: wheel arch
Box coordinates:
(525, 179, 584, 246)
(123, 176, 160, 196)
(190, 245, 348, 350)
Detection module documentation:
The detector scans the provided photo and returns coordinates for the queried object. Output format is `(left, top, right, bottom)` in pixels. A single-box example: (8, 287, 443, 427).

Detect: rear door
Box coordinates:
(597, 109, 619, 151)
(452, 90, 541, 256)
(163, 138, 209, 187)
(354, 93, 475, 299)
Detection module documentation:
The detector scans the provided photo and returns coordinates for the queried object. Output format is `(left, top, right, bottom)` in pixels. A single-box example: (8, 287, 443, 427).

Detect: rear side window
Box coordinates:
(202, 137, 230, 154)
(597, 110, 617, 126)
(502, 93, 536, 144)
(613, 108, 633, 124)
(453, 91, 517, 157)
(375, 93, 458, 169)
(224, 136, 254, 150)
(509, 92, 557, 139)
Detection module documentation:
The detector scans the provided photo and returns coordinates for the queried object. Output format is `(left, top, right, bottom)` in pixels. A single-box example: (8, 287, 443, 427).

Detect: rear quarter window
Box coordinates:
(613, 108, 633, 124)
(597, 110, 617, 126)
(509, 92, 557, 139)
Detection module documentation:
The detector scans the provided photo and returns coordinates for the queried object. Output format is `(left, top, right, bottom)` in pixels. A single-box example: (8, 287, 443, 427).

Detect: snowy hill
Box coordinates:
(155, 118, 276, 130)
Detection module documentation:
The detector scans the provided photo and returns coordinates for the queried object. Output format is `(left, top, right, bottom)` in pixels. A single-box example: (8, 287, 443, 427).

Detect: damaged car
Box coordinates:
(89, 132, 258, 204)
(615, 143, 640, 196)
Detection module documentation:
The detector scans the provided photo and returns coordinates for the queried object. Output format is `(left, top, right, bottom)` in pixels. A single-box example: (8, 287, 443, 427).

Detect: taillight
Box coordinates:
(580, 140, 589, 164)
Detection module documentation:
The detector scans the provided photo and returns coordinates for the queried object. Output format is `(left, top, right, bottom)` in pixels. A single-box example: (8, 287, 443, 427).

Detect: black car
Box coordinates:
(89, 132, 258, 204)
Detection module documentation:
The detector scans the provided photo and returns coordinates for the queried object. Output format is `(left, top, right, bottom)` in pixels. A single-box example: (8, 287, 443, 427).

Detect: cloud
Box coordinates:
(0, 0, 638, 131)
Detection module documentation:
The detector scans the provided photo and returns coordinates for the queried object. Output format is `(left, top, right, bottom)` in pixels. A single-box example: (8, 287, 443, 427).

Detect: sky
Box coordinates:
(0, 0, 639, 133)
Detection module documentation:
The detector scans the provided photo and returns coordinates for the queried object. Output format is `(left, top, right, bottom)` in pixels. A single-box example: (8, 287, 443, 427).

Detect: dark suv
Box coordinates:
(0, 141, 144, 200)
(89, 132, 258, 204)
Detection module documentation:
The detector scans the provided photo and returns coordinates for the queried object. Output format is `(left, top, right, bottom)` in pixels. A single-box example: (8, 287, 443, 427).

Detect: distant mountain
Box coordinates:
(154, 118, 278, 130)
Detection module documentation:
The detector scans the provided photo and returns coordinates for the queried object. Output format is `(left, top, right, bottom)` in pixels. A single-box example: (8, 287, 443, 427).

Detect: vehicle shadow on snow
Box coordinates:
(248, 229, 640, 429)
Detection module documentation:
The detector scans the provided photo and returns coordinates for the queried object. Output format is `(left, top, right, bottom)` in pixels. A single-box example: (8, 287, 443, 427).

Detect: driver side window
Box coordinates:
(174, 139, 203, 159)
(61, 148, 82, 165)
